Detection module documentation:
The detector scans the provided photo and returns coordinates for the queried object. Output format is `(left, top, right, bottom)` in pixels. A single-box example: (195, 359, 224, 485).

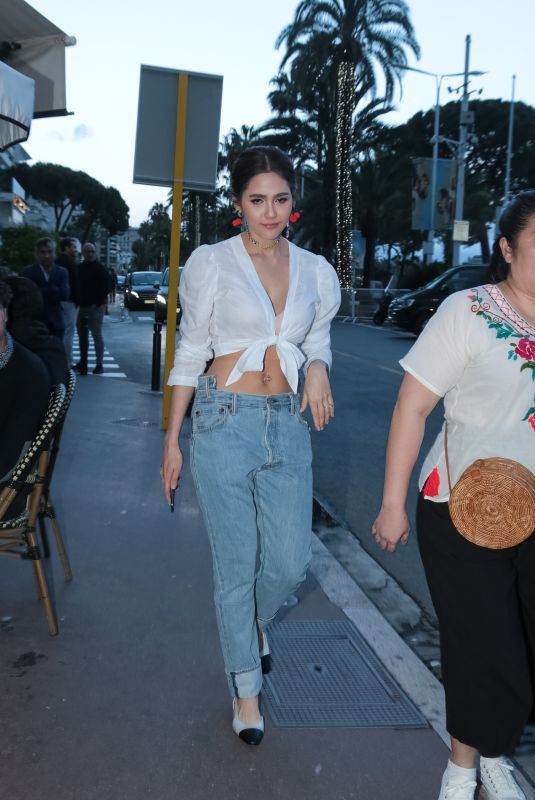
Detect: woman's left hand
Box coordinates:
(301, 361, 334, 431)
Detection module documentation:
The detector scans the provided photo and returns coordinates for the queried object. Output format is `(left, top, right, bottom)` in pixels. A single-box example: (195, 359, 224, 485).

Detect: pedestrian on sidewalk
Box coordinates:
(108, 268, 117, 304)
(373, 190, 535, 800)
(161, 147, 340, 746)
(56, 237, 80, 368)
(76, 243, 109, 375)
(22, 237, 69, 338)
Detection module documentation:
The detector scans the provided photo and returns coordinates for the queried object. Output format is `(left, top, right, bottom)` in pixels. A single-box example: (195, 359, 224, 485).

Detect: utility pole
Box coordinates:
(504, 75, 516, 203)
(452, 35, 471, 267)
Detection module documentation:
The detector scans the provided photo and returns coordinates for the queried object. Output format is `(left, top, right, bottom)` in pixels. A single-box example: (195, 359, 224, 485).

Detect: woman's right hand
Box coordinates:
(160, 439, 183, 504)
(372, 505, 410, 553)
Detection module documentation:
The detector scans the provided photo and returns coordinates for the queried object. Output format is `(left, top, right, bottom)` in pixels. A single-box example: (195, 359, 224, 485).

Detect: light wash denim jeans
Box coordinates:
(190, 375, 312, 698)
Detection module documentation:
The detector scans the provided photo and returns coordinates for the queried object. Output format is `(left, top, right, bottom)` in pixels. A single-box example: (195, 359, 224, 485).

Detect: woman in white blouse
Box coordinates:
(374, 191, 535, 800)
(161, 147, 340, 745)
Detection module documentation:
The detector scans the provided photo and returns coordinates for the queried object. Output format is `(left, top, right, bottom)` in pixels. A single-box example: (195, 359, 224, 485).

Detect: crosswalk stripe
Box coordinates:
(72, 335, 125, 379)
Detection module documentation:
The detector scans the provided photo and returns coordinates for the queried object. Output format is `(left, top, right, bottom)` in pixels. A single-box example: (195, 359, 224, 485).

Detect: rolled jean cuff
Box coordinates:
(228, 665, 263, 699)
(256, 612, 277, 631)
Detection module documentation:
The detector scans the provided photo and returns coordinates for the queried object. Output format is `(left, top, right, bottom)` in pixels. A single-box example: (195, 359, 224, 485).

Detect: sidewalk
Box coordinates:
(0, 375, 530, 799)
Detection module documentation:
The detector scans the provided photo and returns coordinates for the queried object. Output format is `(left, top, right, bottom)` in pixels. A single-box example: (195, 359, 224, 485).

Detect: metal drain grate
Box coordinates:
(262, 620, 427, 728)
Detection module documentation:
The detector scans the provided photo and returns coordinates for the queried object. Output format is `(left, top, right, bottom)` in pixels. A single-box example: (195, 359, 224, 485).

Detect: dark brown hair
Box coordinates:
(230, 146, 295, 199)
(3, 275, 43, 320)
(489, 190, 535, 281)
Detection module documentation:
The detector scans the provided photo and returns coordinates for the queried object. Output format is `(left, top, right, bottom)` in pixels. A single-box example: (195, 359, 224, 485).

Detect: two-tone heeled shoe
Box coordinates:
(232, 699, 264, 745)
(259, 631, 271, 675)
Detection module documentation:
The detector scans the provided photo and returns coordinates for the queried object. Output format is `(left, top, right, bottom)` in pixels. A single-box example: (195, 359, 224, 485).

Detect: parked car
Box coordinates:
(124, 271, 162, 310)
(116, 274, 126, 292)
(388, 264, 490, 335)
(154, 267, 183, 324)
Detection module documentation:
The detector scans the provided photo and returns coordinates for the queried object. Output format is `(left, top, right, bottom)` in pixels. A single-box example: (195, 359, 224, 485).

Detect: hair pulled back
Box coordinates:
(3, 276, 44, 321)
(230, 146, 295, 200)
(489, 190, 535, 282)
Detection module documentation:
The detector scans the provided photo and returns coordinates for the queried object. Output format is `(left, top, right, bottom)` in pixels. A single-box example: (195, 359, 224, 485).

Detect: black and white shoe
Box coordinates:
(232, 699, 264, 746)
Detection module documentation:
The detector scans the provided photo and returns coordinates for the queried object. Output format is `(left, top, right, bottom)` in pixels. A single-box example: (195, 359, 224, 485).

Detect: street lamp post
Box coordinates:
(397, 58, 485, 264)
(397, 66, 467, 265)
(452, 35, 473, 267)
(504, 74, 516, 203)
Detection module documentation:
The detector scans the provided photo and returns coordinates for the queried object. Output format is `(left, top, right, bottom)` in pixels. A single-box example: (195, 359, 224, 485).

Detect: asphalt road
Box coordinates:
(311, 320, 443, 621)
(100, 302, 441, 622)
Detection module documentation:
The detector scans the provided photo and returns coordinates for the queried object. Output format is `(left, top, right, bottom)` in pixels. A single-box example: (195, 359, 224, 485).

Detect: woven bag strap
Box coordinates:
(443, 422, 453, 494)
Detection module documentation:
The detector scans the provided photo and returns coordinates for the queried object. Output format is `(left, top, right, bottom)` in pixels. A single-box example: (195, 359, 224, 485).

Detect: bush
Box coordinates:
(0, 225, 54, 272)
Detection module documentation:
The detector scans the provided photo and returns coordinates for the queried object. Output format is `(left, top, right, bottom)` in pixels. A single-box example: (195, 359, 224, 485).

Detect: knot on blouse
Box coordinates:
(225, 336, 305, 392)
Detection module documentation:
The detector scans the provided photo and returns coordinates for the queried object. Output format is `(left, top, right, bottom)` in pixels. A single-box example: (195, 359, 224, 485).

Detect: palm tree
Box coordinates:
(276, 0, 420, 286)
(219, 125, 260, 180)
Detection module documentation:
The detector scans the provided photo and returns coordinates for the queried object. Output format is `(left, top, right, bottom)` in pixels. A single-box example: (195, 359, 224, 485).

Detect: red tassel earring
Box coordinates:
(232, 210, 243, 228)
(286, 210, 301, 237)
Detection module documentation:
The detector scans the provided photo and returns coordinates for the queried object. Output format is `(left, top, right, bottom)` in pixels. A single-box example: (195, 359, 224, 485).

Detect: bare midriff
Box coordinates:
(205, 345, 292, 395)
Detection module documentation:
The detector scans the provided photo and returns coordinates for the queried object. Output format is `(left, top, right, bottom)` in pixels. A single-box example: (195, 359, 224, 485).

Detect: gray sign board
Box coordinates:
(133, 65, 223, 192)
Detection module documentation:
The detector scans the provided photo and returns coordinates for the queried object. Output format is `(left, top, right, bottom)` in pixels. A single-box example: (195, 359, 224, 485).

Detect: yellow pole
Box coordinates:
(162, 71, 188, 429)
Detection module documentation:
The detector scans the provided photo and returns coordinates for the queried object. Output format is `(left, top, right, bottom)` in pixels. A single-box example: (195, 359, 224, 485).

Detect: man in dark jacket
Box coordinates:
(22, 237, 69, 338)
(56, 237, 80, 368)
(77, 242, 109, 375)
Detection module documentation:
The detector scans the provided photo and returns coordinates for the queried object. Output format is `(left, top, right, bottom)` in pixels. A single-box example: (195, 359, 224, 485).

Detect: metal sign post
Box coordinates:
(133, 65, 222, 427)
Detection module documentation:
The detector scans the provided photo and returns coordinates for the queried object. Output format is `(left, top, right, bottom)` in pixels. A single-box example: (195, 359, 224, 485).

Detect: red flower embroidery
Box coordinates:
(423, 467, 440, 497)
(515, 338, 535, 360)
(529, 413, 535, 431)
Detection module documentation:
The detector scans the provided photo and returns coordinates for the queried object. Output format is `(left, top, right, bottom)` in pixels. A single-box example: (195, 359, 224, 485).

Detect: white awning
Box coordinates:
(0, 59, 34, 150)
(0, 0, 76, 118)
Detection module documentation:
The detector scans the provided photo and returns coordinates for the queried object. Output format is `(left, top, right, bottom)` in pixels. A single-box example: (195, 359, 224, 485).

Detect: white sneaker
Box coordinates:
(438, 763, 477, 799)
(479, 756, 526, 799)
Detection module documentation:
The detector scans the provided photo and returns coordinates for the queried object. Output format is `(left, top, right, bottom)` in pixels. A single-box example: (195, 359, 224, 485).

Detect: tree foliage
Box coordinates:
(0, 224, 52, 273)
(11, 162, 129, 240)
(272, 0, 420, 282)
(132, 203, 171, 269)
(379, 98, 535, 264)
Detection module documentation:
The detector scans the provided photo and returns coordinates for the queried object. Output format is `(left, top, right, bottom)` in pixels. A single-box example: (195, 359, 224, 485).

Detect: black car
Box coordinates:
(124, 271, 162, 310)
(387, 264, 489, 335)
(154, 267, 183, 324)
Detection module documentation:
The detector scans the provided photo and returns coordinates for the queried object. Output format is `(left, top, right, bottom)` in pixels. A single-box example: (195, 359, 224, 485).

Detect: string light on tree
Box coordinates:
(335, 60, 354, 289)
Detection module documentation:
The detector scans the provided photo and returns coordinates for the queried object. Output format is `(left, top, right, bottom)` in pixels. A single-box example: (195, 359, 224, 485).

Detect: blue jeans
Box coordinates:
(190, 375, 313, 698)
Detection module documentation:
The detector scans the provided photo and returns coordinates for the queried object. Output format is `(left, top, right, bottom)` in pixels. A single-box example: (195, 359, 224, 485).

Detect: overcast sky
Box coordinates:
(26, 0, 534, 227)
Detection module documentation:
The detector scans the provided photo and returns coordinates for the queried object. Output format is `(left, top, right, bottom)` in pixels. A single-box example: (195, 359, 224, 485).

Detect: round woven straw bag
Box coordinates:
(444, 427, 535, 549)
(449, 458, 535, 548)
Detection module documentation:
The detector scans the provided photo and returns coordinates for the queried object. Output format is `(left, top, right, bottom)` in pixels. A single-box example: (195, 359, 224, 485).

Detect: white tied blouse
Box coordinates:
(168, 236, 341, 392)
(400, 284, 535, 503)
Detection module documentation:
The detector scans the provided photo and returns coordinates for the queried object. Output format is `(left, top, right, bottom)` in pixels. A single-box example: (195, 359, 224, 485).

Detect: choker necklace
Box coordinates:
(246, 231, 281, 251)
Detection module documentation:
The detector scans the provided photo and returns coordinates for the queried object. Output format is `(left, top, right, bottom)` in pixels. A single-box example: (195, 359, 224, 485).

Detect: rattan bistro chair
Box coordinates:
(38, 369, 76, 573)
(0, 383, 70, 635)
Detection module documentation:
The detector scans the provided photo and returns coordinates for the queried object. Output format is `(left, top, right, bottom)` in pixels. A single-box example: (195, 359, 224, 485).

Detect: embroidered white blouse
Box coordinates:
(168, 236, 341, 392)
(400, 284, 535, 502)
